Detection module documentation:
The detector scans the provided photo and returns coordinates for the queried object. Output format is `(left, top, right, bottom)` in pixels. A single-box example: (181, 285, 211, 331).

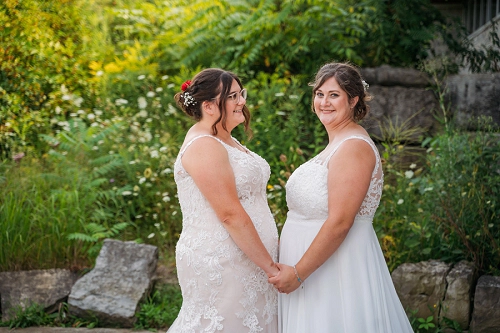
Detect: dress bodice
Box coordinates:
(174, 135, 272, 227)
(285, 135, 383, 223)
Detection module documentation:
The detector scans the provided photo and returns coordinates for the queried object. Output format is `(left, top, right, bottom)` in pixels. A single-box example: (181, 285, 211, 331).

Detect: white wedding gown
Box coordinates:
(278, 135, 413, 333)
(169, 135, 279, 333)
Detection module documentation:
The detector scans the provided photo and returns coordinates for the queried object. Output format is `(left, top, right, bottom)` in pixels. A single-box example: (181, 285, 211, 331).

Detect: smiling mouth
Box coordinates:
(233, 110, 243, 113)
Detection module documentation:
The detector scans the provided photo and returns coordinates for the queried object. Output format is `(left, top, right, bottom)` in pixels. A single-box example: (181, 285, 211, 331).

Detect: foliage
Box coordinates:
(0, 302, 100, 329)
(375, 119, 500, 274)
(162, 0, 373, 76)
(0, 303, 55, 328)
(423, 122, 500, 273)
(135, 284, 183, 330)
(442, 19, 500, 73)
(67, 222, 130, 257)
(0, 0, 108, 158)
(0, 157, 98, 271)
(353, 0, 445, 67)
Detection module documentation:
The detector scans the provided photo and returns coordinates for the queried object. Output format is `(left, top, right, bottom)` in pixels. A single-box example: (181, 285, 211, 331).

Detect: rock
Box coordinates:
(363, 85, 440, 142)
(445, 73, 500, 130)
(441, 260, 476, 330)
(68, 239, 158, 327)
(361, 65, 431, 88)
(0, 269, 79, 321)
(470, 275, 500, 333)
(392, 260, 452, 324)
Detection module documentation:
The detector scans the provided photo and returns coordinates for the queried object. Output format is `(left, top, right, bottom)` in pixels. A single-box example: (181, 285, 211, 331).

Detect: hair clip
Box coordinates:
(183, 92, 197, 106)
(181, 80, 191, 91)
(362, 80, 369, 92)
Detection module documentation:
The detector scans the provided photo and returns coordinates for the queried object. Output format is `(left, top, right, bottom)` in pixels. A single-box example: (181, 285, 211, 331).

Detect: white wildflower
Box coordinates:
(138, 97, 147, 109)
(73, 97, 84, 107)
(405, 170, 414, 179)
(115, 98, 128, 106)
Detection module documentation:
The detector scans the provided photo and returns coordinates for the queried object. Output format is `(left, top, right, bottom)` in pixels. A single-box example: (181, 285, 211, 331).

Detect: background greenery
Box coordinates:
(1, 0, 499, 330)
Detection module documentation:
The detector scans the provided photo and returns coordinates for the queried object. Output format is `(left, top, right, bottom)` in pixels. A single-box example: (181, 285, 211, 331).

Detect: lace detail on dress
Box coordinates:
(285, 135, 383, 222)
(323, 135, 384, 218)
(170, 135, 278, 333)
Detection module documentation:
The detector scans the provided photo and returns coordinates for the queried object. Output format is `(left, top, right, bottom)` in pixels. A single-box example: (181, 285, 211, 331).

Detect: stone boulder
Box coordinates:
(441, 260, 476, 331)
(363, 85, 440, 141)
(470, 275, 500, 333)
(445, 73, 500, 130)
(358, 66, 441, 143)
(392, 260, 452, 323)
(68, 239, 158, 327)
(0, 269, 79, 321)
(361, 65, 431, 88)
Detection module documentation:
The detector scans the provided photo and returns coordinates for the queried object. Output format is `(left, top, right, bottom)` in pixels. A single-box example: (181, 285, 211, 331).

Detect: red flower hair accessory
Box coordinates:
(181, 80, 192, 91)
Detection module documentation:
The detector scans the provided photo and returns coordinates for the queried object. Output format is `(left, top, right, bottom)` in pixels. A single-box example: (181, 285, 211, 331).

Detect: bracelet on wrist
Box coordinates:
(293, 265, 303, 284)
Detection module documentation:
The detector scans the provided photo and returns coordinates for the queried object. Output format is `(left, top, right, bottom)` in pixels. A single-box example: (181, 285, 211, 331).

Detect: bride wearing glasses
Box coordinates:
(167, 68, 280, 333)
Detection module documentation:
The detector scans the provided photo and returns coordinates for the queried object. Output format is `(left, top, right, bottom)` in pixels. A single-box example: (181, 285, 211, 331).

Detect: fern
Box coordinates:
(68, 221, 130, 256)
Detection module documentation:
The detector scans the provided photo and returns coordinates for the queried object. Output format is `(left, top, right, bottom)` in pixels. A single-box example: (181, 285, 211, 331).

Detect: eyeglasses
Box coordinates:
(227, 88, 247, 103)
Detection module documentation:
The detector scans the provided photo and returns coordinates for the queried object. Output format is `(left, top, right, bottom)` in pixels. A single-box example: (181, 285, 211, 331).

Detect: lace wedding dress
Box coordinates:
(169, 135, 279, 333)
(278, 135, 413, 333)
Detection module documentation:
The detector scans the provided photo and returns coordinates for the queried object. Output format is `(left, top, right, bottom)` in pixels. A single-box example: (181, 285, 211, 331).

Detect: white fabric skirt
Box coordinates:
(278, 217, 413, 333)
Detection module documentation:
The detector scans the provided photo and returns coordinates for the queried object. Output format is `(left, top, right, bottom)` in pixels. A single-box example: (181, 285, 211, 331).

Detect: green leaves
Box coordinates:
(164, 0, 369, 75)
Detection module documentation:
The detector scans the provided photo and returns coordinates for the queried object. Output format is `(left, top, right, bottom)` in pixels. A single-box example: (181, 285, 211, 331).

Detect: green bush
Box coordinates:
(135, 284, 182, 330)
(375, 120, 500, 274)
(0, 0, 108, 158)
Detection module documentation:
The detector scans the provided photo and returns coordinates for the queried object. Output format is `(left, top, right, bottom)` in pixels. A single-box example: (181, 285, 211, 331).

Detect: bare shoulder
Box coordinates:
(330, 138, 376, 171)
(181, 136, 228, 167)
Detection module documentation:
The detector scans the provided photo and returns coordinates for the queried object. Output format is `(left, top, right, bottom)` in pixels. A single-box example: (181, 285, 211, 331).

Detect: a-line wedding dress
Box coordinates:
(278, 135, 413, 333)
(169, 135, 279, 333)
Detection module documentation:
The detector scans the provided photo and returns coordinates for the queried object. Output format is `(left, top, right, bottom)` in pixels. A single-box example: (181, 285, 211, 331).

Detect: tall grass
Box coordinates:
(1, 160, 93, 271)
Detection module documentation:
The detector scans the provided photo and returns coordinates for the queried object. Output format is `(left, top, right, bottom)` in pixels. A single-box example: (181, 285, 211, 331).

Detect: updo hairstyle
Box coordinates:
(174, 68, 251, 136)
(309, 62, 372, 122)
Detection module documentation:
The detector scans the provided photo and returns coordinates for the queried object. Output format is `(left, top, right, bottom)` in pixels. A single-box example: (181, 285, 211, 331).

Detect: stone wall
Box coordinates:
(359, 66, 500, 141)
(391, 260, 500, 333)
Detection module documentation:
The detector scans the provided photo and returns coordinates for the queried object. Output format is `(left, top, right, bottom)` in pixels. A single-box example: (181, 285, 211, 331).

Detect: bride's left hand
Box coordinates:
(268, 263, 301, 294)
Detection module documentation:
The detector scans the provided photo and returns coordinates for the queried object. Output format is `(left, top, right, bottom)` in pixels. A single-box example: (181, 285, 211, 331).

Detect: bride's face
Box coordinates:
(212, 79, 247, 131)
(313, 77, 356, 127)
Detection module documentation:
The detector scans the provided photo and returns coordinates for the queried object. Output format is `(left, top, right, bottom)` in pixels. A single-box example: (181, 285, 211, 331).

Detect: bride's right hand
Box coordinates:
(268, 263, 301, 294)
(266, 261, 280, 278)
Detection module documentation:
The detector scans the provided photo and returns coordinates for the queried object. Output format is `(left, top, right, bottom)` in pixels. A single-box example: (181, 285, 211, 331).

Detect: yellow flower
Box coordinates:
(144, 168, 152, 178)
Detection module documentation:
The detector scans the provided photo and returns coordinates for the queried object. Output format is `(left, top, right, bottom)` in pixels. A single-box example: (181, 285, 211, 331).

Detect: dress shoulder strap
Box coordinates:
(324, 135, 381, 175)
(178, 135, 224, 158)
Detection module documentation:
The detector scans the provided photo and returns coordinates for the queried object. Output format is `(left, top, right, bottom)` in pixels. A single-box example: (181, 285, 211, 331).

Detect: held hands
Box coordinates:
(265, 261, 281, 279)
(268, 263, 301, 294)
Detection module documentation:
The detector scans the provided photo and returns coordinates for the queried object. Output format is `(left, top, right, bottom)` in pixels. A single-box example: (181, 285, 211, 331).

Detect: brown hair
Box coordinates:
(174, 68, 251, 136)
(309, 62, 372, 122)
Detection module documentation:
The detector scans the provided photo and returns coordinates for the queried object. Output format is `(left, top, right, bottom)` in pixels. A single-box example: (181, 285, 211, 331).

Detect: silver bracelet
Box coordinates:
(293, 265, 303, 284)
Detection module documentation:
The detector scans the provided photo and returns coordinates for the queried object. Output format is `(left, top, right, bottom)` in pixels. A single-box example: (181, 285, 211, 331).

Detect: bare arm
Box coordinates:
(182, 137, 279, 277)
(270, 139, 375, 292)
